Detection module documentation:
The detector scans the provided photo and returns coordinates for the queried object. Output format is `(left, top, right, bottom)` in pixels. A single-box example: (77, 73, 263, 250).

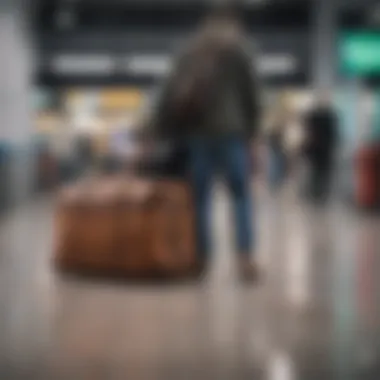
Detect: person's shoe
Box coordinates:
(238, 257, 261, 283)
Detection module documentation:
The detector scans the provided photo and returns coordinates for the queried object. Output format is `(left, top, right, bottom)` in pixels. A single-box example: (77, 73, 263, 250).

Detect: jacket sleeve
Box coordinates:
(236, 47, 261, 139)
(152, 48, 190, 140)
(152, 73, 176, 139)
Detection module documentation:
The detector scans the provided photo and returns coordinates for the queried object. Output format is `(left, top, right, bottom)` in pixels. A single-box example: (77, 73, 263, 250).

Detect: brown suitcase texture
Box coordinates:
(54, 177, 196, 278)
(54, 179, 120, 272)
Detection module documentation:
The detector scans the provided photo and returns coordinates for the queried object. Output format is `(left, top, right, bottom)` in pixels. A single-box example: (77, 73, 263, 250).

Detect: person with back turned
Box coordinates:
(303, 92, 339, 203)
(154, 3, 261, 281)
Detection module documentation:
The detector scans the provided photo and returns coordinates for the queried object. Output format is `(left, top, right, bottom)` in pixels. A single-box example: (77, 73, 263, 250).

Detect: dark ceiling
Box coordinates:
(34, 0, 312, 33)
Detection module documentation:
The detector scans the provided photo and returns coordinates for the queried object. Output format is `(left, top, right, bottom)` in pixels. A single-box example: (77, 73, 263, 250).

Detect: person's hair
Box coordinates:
(189, 1, 244, 59)
(208, 1, 243, 24)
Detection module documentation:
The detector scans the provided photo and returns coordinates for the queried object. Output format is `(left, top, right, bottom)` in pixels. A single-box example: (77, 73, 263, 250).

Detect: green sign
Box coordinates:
(340, 32, 380, 76)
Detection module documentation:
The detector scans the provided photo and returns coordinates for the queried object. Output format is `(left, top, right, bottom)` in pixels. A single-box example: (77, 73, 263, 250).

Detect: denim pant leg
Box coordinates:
(188, 140, 214, 259)
(222, 138, 253, 256)
(269, 147, 285, 189)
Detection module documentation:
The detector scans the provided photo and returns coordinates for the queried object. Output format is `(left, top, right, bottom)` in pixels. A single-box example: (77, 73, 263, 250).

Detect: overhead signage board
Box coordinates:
(340, 32, 380, 76)
(45, 53, 298, 77)
(36, 32, 310, 86)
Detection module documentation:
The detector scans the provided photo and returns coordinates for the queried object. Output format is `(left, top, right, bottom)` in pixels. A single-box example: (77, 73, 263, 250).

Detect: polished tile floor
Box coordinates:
(0, 183, 380, 379)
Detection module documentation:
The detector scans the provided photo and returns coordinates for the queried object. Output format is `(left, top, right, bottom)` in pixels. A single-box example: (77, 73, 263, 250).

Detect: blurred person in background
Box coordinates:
(267, 98, 288, 191)
(303, 91, 339, 203)
(49, 115, 78, 184)
(76, 134, 94, 175)
(278, 96, 305, 183)
(111, 115, 139, 173)
(154, 2, 261, 281)
(284, 109, 305, 177)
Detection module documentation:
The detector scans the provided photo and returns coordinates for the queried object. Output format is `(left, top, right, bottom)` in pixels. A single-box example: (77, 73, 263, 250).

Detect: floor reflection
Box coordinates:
(268, 350, 295, 380)
(0, 188, 379, 379)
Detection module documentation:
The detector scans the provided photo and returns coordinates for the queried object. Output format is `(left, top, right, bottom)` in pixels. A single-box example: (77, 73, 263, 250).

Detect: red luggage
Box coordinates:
(356, 145, 380, 209)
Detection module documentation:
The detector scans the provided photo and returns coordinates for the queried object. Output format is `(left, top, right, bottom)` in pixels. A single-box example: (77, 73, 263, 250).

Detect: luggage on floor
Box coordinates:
(54, 177, 196, 278)
(355, 145, 380, 209)
(55, 180, 120, 272)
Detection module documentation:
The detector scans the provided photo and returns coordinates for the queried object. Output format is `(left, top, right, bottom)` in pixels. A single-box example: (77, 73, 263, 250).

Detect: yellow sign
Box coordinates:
(101, 88, 143, 110)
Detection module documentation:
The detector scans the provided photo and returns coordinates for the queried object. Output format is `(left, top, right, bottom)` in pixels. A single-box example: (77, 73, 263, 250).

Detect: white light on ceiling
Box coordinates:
(52, 55, 115, 75)
(126, 55, 172, 75)
(258, 54, 298, 75)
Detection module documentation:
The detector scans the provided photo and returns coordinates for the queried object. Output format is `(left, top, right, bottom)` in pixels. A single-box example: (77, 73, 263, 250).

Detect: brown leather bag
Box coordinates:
(54, 179, 120, 272)
(149, 181, 195, 274)
(54, 177, 196, 278)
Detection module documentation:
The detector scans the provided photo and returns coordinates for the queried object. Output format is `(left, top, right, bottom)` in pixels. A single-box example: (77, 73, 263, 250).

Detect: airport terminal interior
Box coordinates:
(1, 0, 380, 378)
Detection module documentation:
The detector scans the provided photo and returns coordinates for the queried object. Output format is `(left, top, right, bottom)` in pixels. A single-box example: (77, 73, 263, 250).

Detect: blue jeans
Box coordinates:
(188, 137, 253, 259)
(269, 146, 286, 190)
